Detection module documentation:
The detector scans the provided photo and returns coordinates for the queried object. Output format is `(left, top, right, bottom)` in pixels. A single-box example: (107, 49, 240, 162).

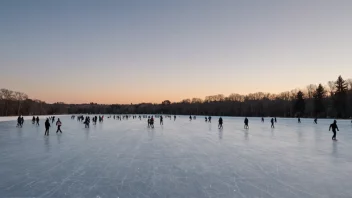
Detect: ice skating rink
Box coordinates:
(0, 116, 351, 198)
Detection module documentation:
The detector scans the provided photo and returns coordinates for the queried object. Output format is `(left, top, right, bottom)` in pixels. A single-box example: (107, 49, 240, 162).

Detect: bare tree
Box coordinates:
(14, 91, 28, 115)
(0, 89, 14, 116)
(191, 98, 203, 103)
(306, 84, 317, 99)
(227, 93, 244, 102)
(327, 81, 335, 96)
(278, 91, 291, 101)
(290, 89, 299, 100)
(346, 79, 352, 90)
(181, 98, 191, 104)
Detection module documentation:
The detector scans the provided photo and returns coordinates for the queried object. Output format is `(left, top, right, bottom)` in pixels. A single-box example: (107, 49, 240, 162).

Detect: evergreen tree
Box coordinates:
(334, 75, 348, 118)
(313, 84, 326, 117)
(293, 91, 305, 116)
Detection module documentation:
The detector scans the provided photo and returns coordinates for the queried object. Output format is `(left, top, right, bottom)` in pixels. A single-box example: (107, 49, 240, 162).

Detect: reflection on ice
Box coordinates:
(0, 116, 351, 197)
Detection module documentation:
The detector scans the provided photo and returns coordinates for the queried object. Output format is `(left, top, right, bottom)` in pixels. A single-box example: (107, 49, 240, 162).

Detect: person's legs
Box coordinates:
(332, 131, 336, 140)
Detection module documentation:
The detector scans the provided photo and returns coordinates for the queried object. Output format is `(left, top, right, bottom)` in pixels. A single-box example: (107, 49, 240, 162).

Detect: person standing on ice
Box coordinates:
(150, 116, 154, 128)
(32, 116, 35, 124)
(208, 116, 211, 123)
(44, 118, 50, 136)
(271, 118, 275, 128)
(56, 118, 62, 133)
(261, 117, 264, 122)
(218, 117, 223, 129)
(244, 117, 249, 129)
(298, 117, 301, 123)
(16, 116, 23, 128)
(205, 117, 208, 122)
(160, 116, 163, 125)
(189, 115, 192, 121)
(314, 118, 317, 124)
(36, 116, 40, 126)
(84, 117, 90, 128)
(275, 117, 277, 123)
(329, 120, 339, 141)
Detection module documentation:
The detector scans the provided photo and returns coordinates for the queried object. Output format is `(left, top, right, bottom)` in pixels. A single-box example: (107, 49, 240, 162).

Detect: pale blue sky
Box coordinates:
(1, 0, 351, 104)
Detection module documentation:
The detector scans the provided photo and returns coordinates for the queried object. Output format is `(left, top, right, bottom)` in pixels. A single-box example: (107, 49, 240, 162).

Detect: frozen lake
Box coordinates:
(0, 116, 351, 198)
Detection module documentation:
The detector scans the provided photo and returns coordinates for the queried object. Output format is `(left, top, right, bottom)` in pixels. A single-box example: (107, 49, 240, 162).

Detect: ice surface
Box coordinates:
(0, 116, 351, 198)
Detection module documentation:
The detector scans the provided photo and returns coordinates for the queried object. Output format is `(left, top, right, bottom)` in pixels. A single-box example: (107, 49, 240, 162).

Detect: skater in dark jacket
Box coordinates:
(218, 117, 223, 129)
(16, 116, 22, 128)
(271, 118, 275, 128)
(45, 119, 50, 136)
(329, 120, 339, 141)
(244, 117, 249, 129)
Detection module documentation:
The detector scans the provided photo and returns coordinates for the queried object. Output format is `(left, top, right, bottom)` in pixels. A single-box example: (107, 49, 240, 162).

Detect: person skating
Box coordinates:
(189, 115, 192, 121)
(56, 118, 62, 133)
(32, 116, 35, 124)
(244, 117, 249, 129)
(329, 120, 339, 141)
(160, 116, 163, 125)
(16, 116, 22, 128)
(314, 118, 317, 124)
(150, 116, 154, 128)
(36, 117, 40, 126)
(44, 118, 50, 136)
(275, 117, 277, 123)
(84, 117, 90, 128)
(208, 116, 211, 123)
(205, 117, 208, 122)
(174, 115, 176, 121)
(271, 118, 275, 128)
(298, 117, 301, 123)
(261, 117, 264, 123)
(218, 117, 223, 129)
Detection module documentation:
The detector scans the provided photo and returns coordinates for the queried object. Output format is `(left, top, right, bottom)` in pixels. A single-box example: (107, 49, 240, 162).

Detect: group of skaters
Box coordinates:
(189, 115, 197, 121)
(205, 116, 212, 123)
(84, 116, 91, 128)
(15, 115, 62, 136)
(14, 114, 343, 141)
(76, 115, 102, 127)
(16, 116, 25, 128)
(32, 116, 40, 125)
(147, 116, 155, 128)
(93, 115, 104, 125)
(80, 114, 343, 141)
(201, 115, 340, 141)
(44, 117, 62, 135)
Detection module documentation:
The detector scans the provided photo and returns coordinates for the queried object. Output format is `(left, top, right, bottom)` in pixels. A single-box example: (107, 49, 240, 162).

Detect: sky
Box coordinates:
(1, 0, 352, 104)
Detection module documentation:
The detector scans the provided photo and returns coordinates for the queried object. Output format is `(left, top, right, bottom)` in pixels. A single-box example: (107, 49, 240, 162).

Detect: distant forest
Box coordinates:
(1, 75, 352, 118)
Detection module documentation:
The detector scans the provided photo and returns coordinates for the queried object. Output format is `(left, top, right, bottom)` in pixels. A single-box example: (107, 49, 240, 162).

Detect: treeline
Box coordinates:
(1, 76, 352, 118)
